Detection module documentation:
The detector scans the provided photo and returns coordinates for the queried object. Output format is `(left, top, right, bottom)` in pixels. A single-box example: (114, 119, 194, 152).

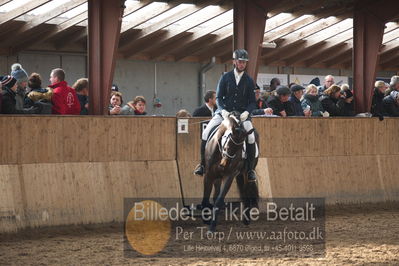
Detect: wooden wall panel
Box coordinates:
(265, 155, 394, 203)
(0, 116, 176, 165)
(0, 160, 181, 232)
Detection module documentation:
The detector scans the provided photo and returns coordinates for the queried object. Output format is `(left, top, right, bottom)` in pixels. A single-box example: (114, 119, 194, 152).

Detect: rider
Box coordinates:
(194, 49, 257, 181)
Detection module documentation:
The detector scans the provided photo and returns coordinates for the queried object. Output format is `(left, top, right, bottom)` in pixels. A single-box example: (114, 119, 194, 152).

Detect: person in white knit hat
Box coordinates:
(10, 63, 29, 110)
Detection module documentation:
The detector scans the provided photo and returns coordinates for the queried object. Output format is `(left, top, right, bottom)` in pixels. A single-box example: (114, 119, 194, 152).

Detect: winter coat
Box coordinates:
(301, 94, 324, 116)
(371, 88, 385, 117)
(289, 95, 304, 116)
(24, 87, 53, 114)
(50, 81, 81, 115)
(337, 99, 354, 116)
(1, 87, 39, 114)
(319, 95, 344, 116)
(266, 95, 295, 116)
(382, 95, 399, 117)
(77, 94, 88, 115)
(193, 104, 215, 117)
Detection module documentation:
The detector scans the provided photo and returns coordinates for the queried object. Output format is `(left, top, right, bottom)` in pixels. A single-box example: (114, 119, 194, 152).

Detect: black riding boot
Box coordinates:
(194, 140, 206, 176)
(246, 143, 257, 182)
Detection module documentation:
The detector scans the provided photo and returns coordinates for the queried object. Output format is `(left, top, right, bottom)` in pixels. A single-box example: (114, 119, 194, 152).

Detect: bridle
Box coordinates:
(218, 132, 245, 160)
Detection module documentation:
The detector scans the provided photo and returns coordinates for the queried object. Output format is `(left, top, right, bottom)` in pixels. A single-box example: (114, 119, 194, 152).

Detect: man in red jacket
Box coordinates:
(49, 68, 81, 115)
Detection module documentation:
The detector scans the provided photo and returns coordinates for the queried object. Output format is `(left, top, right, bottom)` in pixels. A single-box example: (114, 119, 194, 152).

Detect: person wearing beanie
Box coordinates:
(338, 88, 355, 116)
(382, 90, 399, 117)
(10, 63, 29, 110)
(266, 85, 295, 117)
(49, 68, 81, 115)
(25, 73, 53, 114)
(1, 75, 40, 114)
(289, 84, 311, 116)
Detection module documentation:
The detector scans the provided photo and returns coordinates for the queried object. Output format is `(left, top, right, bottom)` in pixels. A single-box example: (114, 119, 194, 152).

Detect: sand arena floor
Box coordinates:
(1, 205, 398, 265)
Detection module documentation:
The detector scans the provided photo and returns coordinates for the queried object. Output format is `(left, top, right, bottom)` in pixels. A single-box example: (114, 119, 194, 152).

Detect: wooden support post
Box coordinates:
(88, 0, 125, 115)
(233, 0, 278, 81)
(353, 0, 399, 113)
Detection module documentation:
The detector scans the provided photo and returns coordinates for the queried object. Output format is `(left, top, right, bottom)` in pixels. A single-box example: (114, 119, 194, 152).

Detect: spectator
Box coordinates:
(192, 90, 217, 117)
(111, 84, 119, 92)
(318, 75, 334, 95)
(301, 84, 325, 117)
(1, 75, 39, 114)
(382, 91, 399, 117)
(254, 85, 266, 108)
(384, 75, 399, 96)
(72, 78, 89, 115)
(319, 85, 345, 116)
(109, 91, 123, 115)
(339, 88, 355, 116)
(371, 80, 386, 117)
(341, 83, 350, 91)
(121, 96, 147, 115)
(176, 109, 192, 118)
(269, 78, 280, 93)
(49, 68, 80, 115)
(252, 85, 273, 116)
(25, 73, 52, 114)
(10, 63, 28, 110)
(288, 82, 297, 88)
(267, 85, 295, 117)
(289, 84, 311, 117)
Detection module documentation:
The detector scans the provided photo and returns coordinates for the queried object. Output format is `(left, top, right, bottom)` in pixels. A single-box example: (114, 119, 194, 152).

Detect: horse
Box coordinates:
(199, 111, 259, 232)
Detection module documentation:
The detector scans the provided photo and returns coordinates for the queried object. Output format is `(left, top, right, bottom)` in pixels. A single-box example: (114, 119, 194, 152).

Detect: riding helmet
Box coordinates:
(233, 49, 249, 61)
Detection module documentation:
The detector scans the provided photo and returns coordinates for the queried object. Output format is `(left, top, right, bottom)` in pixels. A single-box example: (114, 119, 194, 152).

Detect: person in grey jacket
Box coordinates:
(301, 84, 325, 117)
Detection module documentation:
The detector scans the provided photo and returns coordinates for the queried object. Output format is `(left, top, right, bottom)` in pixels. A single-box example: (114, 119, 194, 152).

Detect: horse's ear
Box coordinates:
(246, 128, 255, 136)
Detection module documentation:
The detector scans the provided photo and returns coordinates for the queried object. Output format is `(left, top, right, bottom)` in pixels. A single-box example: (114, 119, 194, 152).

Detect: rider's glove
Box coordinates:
(240, 111, 249, 122)
(221, 109, 230, 119)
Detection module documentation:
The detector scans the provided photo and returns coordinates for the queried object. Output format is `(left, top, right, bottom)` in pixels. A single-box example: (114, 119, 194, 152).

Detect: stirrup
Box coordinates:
(194, 164, 204, 176)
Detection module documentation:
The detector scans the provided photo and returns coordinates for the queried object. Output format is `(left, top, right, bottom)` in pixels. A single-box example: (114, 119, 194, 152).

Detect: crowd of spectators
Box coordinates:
(245, 75, 399, 118)
(0, 63, 148, 116)
(1, 64, 399, 118)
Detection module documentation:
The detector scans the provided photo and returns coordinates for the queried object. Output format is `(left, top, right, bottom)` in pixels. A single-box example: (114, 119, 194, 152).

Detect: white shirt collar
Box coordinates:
(234, 68, 244, 85)
(205, 103, 214, 115)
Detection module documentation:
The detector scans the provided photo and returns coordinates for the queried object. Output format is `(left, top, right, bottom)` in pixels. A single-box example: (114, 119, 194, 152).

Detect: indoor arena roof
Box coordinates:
(0, 0, 398, 70)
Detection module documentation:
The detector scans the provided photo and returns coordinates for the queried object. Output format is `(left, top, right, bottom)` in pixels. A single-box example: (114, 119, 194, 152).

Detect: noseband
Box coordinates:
(219, 132, 245, 160)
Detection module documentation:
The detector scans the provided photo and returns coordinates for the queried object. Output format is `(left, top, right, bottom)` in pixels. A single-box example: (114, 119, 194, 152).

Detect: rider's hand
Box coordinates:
(221, 109, 230, 119)
(240, 111, 249, 121)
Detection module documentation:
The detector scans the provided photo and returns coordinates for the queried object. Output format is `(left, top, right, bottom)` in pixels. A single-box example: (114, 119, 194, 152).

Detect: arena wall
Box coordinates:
(1, 116, 399, 233)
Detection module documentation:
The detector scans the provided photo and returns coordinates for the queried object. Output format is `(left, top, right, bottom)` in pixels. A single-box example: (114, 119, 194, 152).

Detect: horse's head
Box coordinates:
(219, 113, 254, 168)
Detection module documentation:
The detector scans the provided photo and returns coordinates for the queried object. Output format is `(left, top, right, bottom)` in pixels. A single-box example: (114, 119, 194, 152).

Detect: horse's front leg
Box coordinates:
(209, 172, 238, 232)
(212, 178, 222, 204)
(200, 173, 214, 209)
